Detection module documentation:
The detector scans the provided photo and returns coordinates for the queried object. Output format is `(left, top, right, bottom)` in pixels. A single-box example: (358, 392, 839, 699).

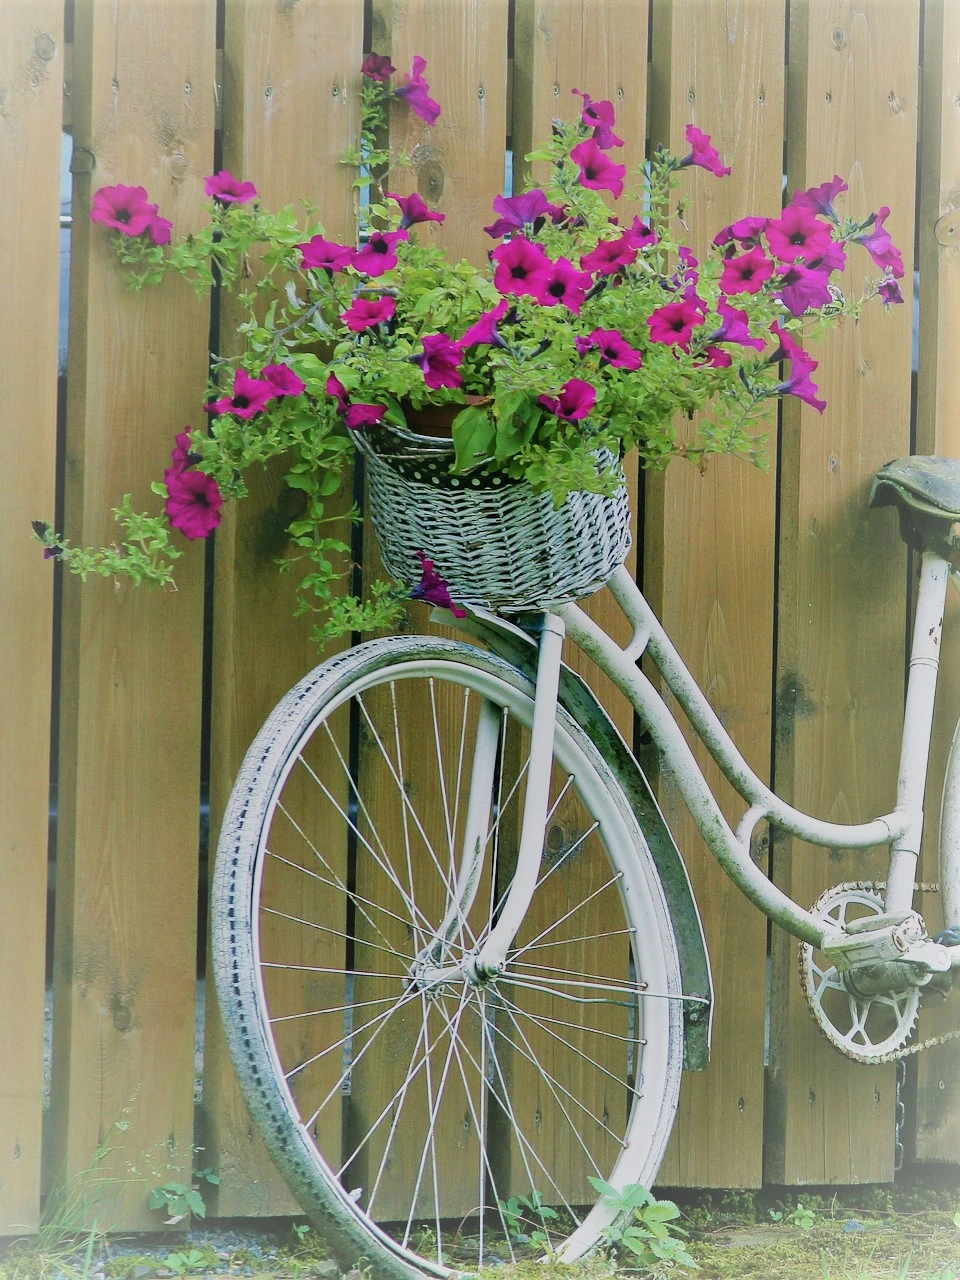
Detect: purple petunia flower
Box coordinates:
(793, 175, 848, 222)
(410, 550, 467, 617)
(576, 328, 642, 370)
(351, 229, 409, 277)
(262, 363, 306, 396)
(709, 298, 766, 351)
(628, 216, 658, 249)
(713, 216, 768, 249)
(491, 236, 552, 299)
(537, 378, 597, 421)
(570, 137, 627, 198)
(852, 206, 905, 279)
(344, 403, 387, 430)
(878, 276, 905, 306)
(765, 321, 826, 412)
(341, 295, 396, 332)
(483, 190, 565, 239)
(774, 263, 833, 317)
(326, 373, 349, 411)
(165, 468, 224, 540)
(679, 125, 732, 177)
(386, 191, 445, 228)
(460, 298, 510, 348)
(299, 234, 355, 272)
(647, 297, 706, 351)
(206, 367, 278, 419)
(580, 231, 638, 276)
(719, 245, 776, 295)
(764, 204, 836, 264)
(534, 257, 593, 313)
(165, 430, 200, 484)
(361, 52, 396, 81)
(147, 212, 173, 245)
(416, 334, 464, 390)
(394, 56, 441, 126)
(571, 88, 624, 149)
(90, 184, 158, 237)
(205, 170, 258, 204)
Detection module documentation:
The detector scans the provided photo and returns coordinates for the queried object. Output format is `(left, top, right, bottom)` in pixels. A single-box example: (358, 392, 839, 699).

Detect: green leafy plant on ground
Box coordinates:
(588, 1178, 699, 1271)
(147, 1167, 219, 1226)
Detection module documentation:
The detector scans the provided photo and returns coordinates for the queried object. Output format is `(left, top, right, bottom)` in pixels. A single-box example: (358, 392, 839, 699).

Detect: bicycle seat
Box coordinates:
(870, 455, 960, 552)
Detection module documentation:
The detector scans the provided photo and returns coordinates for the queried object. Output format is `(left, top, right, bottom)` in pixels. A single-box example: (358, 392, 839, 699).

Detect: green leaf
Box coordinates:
(452, 406, 495, 472)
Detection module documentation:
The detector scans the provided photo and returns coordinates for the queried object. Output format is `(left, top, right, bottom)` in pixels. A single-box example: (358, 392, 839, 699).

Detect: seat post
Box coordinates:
(885, 549, 951, 915)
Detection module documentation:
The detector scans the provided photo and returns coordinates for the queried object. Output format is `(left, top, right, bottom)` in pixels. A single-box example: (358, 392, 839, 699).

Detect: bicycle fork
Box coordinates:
(411, 613, 567, 989)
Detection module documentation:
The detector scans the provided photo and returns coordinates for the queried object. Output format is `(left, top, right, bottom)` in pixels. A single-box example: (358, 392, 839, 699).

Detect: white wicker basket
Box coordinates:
(356, 423, 631, 612)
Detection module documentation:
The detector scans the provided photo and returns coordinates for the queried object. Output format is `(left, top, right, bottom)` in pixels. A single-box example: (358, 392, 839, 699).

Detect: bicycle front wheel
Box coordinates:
(212, 636, 684, 1278)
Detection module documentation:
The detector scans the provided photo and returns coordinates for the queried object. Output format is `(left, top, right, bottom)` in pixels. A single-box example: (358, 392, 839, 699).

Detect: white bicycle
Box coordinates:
(212, 451, 960, 1278)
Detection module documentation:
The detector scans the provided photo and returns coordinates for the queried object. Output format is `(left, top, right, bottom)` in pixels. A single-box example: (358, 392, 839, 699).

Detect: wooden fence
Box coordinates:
(3, 0, 960, 1235)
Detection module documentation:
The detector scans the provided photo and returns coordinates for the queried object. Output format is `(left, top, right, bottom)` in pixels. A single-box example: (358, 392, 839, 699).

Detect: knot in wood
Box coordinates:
(935, 212, 960, 247)
(34, 32, 57, 61)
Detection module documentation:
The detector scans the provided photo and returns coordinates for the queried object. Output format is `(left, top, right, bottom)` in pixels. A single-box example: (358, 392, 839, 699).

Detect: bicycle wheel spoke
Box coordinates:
(216, 641, 682, 1275)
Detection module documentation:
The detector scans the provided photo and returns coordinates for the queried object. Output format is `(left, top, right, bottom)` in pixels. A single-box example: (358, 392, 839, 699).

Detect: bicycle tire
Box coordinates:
(212, 636, 684, 1278)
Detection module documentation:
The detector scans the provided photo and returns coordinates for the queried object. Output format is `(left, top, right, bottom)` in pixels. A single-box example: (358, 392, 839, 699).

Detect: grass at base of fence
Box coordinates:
(4, 1177, 960, 1280)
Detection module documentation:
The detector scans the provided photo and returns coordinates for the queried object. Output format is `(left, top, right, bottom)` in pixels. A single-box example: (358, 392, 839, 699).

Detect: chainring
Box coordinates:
(798, 882, 921, 1063)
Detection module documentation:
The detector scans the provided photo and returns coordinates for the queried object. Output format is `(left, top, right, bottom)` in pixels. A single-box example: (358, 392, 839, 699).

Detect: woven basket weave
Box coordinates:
(357, 424, 631, 612)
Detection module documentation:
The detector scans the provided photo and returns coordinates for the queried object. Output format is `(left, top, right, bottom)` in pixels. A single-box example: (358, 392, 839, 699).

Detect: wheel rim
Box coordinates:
(227, 652, 681, 1275)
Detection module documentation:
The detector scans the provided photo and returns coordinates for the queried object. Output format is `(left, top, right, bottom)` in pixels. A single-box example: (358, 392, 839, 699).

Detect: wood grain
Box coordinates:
(913, 0, 960, 1164)
(203, 0, 364, 1217)
(645, 0, 786, 1189)
(0, 0, 63, 1232)
(767, 0, 919, 1185)
(50, 0, 215, 1229)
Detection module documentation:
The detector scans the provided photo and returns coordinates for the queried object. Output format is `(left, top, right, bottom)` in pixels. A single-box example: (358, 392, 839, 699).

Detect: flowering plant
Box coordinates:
(38, 54, 904, 644)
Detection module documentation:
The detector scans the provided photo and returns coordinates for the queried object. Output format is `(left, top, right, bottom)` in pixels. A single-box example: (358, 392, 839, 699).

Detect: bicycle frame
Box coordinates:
(470, 549, 956, 976)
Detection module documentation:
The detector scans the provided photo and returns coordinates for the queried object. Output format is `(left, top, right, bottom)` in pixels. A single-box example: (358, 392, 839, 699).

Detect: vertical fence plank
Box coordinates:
(50, 0, 215, 1228)
(509, 0, 649, 1205)
(913, 0, 960, 1164)
(767, 0, 919, 1185)
(202, 0, 365, 1218)
(643, 0, 786, 1189)
(0, 0, 63, 1233)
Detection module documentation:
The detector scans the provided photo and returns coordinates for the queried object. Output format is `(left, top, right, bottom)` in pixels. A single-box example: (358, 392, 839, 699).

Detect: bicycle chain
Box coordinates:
(798, 880, 960, 1064)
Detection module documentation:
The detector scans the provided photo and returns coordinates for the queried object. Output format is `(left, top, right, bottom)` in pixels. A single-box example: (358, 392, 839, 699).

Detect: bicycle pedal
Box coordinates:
(822, 918, 950, 974)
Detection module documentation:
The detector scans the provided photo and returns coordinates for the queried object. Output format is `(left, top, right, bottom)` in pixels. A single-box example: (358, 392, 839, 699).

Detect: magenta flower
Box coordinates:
(205, 170, 257, 204)
(878, 276, 905, 306)
(351, 229, 409, 277)
(577, 328, 642, 370)
(709, 298, 765, 351)
(767, 320, 807, 366)
(341, 295, 396, 332)
(90, 184, 158, 237)
(262, 363, 306, 396)
(679, 125, 731, 177)
(852, 206, 905, 279)
(774, 263, 833, 317)
(793, 175, 848, 221)
(580, 231, 638, 275)
(537, 378, 597, 421)
(207, 367, 278, 419)
(165, 430, 199, 483)
(32, 520, 63, 559)
(460, 298, 510, 347)
(713, 216, 767, 249)
(410, 550, 467, 617)
(416, 334, 464, 390)
(807, 239, 847, 273)
(570, 138, 627, 198)
(394, 56, 441, 126)
(326, 373, 349, 410)
(386, 191, 445, 228)
(628, 217, 658, 249)
(165, 468, 224, 540)
(571, 88, 624, 149)
(719, 245, 776, 295)
(483, 190, 564, 239)
(775, 348, 826, 413)
(700, 346, 733, 369)
(299, 234, 354, 272)
(647, 297, 706, 351)
(361, 52, 395, 81)
(492, 236, 552, 299)
(536, 257, 593, 313)
(764, 204, 835, 264)
(345, 403, 387, 430)
(147, 213, 173, 245)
